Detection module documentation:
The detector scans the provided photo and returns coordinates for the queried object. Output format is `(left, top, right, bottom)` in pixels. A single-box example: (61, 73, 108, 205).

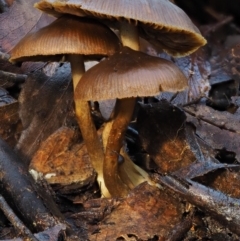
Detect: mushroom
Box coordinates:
(9, 15, 120, 197)
(34, 0, 206, 197)
(75, 46, 188, 197)
(35, 0, 206, 55)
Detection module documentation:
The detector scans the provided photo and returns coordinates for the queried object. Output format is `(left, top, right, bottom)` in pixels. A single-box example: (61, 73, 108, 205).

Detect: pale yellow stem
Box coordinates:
(102, 23, 143, 197)
(120, 21, 140, 51)
(104, 98, 136, 197)
(69, 54, 110, 197)
(68, 55, 85, 91)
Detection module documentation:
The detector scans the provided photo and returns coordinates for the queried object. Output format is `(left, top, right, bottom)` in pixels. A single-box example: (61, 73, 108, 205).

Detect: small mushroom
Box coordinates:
(9, 15, 120, 197)
(75, 47, 188, 197)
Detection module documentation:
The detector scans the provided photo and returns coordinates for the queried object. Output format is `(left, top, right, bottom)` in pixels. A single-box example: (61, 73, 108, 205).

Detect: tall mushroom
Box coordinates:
(9, 15, 120, 197)
(35, 0, 206, 55)
(75, 47, 188, 197)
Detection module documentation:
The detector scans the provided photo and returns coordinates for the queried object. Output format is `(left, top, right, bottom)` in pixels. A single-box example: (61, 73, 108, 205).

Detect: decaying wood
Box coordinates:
(0, 195, 38, 241)
(0, 70, 27, 88)
(0, 138, 65, 233)
(153, 173, 240, 236)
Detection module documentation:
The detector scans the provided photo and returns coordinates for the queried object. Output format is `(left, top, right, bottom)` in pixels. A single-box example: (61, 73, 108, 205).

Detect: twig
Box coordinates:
(181, 95, 207, 107)
(0, 70, 27, 87)
(0, 195, 39, 241)
(0, 138, 65, 232)
(183, 107, 237, 133)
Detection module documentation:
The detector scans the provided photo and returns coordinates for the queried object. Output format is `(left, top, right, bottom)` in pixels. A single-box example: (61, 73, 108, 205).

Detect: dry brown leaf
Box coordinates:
(154, 48, 211, 105)
(137, 100, 196, 173)
(199, 169, 240, 199)
(90, 182, 183, 241)
(0, 0, 54, 73)
(185, 104, 240, 160)
(185, 104, 240, 134)
(185, 104, 240, 200)
(0, 0, 53, 54)
(174, 49, 211, 101)
(15, 63, 75, 165)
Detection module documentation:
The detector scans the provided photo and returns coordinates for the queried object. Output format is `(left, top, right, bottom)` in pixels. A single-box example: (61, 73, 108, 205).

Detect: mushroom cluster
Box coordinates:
(10, 14, 120, 197)
(76, 46, 188, 196)
(11, 0, 207, 197)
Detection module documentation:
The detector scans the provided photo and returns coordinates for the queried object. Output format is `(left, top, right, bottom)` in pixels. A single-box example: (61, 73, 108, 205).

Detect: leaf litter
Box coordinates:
(2, 0, 240, 240)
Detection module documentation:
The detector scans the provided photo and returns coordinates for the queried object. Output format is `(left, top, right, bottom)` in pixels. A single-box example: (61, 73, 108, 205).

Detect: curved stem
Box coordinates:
(69, 54, 110, 197)
(119, 149, 152, 188)
(103, 121, 151, 190)
(103, 23, 140, 197)
(104, 98, 136, 197)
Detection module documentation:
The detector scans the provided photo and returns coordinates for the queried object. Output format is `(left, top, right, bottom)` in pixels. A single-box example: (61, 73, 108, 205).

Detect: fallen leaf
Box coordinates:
(137, 100, 196, 173)
(15, 63, 75, 165)
(0, 0, 53, 54)
(185, 104, 240, 160)
(0, 0, 54, 74)
(185, 104, 240, 134)
(156, 48, 211, 104)
(206, 80, 238, 111)
(90, 182, 183, 241)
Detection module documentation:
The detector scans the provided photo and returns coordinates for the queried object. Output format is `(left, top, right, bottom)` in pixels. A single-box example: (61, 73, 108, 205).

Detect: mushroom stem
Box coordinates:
(118, 149, 152, 188)
(68, 55, 85, 91)
(120, 21, 140, 51)
(103, 119, 151, 191)
(69, 54, 110, 197)
(103, 23, 142, 197)
(104, 97, 136, 197)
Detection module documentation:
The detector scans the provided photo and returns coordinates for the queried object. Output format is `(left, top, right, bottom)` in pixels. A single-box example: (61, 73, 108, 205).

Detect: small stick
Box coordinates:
(181, 95, 206, 107)
(0, 70, 27, 86)
(0, 195, 39, 241)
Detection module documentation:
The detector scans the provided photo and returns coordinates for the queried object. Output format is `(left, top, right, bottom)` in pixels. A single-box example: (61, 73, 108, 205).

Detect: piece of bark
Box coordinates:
(29, 127, 95, 194)
(0, 195, 39, 241)
(166, 217, 192, 241)
(174, 159, 239, 180)
(153, 173, 240, 236)
(0, 137, 65, 233)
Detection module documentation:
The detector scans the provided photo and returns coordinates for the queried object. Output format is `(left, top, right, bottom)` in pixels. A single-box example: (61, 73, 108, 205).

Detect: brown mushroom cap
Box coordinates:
(35, 0, 206, 56)
(9, 15, 120, 63)
(75, 47, 188, 101)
